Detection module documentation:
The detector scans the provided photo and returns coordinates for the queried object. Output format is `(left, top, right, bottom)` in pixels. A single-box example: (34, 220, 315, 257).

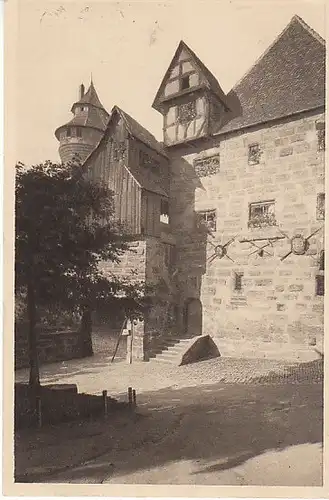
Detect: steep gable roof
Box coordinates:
(83, 106, 169, 197)
(152, 40, 229, 110)
(115, 106, 168, 158)
(214, 15, 325, 135)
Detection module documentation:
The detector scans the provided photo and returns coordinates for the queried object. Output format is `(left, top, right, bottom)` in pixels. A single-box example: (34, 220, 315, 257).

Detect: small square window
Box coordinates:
(316, 122, 325, 151)
(197, 210, 216, 232)
(248, 200, 276, 228)
(316, 275, 324, 296)
(248, 143, 262, 165)
(316, 193, 325, 220)
(234, 272, 243, 291)
(181, 76, 190, 90)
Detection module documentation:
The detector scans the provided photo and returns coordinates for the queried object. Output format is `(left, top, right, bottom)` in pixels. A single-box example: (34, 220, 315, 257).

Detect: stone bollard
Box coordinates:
(132, 389, 137, 408)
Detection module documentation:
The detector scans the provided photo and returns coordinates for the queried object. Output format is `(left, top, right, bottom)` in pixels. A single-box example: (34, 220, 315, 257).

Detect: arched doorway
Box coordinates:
(183, 298, 202, 337)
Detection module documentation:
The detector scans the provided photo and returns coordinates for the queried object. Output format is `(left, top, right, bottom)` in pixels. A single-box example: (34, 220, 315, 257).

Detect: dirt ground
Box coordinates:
(14, 355, 323, 486)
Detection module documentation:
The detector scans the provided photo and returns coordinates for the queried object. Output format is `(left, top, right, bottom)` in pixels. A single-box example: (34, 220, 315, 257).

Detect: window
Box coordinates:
(66, 127, 72, 138)
(316, 122, 325, 151)
(248, 200, 276, 228)
(181, 75, 190, 90)
(139, 150, 160, 169)
(197, 210, 216, 232)
(234, 272, 243, 292)
(164, 244, 175, 268)
(113, 141, 126, 162)
(160, 199, 169, 224)
(194, 154, 220, 177)
(177, 101, 196, 124)
(76, 127, 82, 138)
(248, 143, 262, 165)
(316, 275, 324, 296)
(316, 193, 325, 220)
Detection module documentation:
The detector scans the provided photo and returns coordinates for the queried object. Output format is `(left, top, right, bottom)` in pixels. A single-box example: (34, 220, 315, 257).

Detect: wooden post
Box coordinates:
(36, 396, 42, 428)
(128, 387, 133, 406)
(102, 390, 108, 417)
(126, 319, 132, 364)
(132, 389, 137, 408)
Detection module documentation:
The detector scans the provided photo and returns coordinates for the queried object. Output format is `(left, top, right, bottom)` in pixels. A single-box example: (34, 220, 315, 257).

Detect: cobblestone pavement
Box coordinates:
(15, 352, 323, 398)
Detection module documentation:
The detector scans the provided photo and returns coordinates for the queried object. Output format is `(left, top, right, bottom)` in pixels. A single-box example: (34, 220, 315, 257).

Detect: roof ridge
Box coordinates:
(292, 14, 325, 45)
(230, 15, 324, 93)
(113, 105, 168, 158)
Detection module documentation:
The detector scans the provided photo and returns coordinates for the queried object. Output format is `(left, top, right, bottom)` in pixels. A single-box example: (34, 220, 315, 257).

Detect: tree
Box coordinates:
(15, 159, 141, 389)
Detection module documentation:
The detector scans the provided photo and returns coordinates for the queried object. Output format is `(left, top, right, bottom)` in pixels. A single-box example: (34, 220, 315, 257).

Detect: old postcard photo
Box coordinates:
(3, 0, 328, 496)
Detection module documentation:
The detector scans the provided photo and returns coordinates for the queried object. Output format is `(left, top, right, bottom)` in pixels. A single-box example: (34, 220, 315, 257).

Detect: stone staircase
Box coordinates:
(147, 336, 200, 365)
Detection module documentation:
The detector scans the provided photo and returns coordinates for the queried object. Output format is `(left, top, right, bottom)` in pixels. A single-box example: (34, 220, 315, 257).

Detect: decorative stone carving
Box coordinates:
(177, 101, 196, 124)
(194, 154, 220, 177)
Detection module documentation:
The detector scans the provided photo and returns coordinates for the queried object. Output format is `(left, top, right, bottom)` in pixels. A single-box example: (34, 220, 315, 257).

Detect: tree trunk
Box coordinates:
(80, 307, 94, 357)
(27, 278, 40, 388)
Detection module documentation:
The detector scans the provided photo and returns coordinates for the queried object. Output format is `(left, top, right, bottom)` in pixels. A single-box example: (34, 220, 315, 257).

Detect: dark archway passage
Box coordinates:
(184, 298, 202, 337)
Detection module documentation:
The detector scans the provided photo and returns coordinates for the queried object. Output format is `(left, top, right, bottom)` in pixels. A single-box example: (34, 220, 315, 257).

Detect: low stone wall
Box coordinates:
(15, 327, 84, 370)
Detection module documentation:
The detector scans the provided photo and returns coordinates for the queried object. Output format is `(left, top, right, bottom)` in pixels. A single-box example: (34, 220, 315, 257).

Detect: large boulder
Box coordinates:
(180, 335, 220, 366)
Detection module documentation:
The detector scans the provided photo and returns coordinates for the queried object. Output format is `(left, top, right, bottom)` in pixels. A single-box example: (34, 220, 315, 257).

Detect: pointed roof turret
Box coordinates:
(55, 80, 109, 140)
(71, 79, 107, 112)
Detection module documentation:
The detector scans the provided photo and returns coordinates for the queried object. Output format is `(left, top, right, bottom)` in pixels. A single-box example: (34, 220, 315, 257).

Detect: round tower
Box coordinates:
(55, 80, 109, 164)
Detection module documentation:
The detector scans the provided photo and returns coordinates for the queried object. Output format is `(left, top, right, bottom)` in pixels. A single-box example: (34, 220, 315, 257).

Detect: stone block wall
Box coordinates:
(99, 237, 176, 360)
(15, 327, 83, 370)
(169, 109, 325, 360)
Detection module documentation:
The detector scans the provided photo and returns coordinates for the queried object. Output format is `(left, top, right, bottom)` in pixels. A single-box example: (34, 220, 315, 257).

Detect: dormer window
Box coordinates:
(181, 76, 190, 90)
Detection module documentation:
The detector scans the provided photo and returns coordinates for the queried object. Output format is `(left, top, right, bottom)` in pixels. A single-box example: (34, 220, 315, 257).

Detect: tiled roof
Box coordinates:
(127, 164, 169, 197)
(71, 81, 106, 110)
(67, 107, 108, 129)
(214, 15, 325, 135)
(115, 106, 168, 158)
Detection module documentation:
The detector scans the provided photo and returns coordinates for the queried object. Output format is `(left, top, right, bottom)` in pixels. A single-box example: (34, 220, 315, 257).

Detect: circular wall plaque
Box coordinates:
(291, 235, 308, 255)
(214, 245, 227, 258)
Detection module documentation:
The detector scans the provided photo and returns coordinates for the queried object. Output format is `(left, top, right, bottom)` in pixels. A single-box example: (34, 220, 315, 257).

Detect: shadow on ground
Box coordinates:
(16, 367, 323, 485)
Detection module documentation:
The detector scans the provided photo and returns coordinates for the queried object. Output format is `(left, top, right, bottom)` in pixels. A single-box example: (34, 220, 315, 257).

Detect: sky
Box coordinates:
(13, 0, 326, 165)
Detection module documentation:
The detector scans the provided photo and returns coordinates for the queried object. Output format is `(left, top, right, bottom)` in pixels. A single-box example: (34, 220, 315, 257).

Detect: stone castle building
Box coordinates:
(55, 15, 325, 362)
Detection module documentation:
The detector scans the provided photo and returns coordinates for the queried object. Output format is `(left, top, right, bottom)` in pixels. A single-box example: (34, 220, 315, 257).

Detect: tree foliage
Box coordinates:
(15, 159, 147, 387)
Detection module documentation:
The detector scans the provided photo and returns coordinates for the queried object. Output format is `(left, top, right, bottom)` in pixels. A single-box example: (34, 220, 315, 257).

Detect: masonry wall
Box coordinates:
(170, 109, 325, 360)
(99, 236, 176, 360)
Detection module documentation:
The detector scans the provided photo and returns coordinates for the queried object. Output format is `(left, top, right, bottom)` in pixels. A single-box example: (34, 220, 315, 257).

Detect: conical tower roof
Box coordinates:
(55, 80, 109, 140)
(71, 80, 107, 112)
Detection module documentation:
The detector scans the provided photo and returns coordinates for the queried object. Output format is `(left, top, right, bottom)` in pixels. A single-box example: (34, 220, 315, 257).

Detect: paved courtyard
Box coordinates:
(14, 347, 323, 486)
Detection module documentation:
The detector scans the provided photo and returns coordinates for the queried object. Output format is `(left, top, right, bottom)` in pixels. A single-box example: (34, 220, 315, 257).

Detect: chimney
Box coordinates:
(79, 83, 85, 100)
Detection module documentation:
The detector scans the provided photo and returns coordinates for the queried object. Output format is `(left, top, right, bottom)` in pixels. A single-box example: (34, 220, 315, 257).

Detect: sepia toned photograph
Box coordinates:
(4, 0, 326, 494)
